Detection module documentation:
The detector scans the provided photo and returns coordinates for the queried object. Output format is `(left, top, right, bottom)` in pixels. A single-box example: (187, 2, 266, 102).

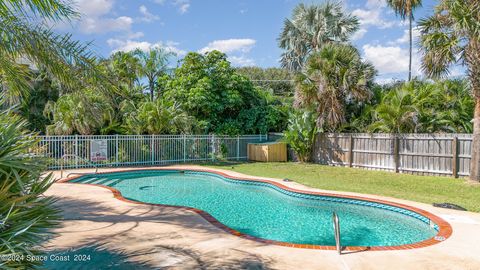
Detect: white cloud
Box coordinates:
(70, 0, 135, 34)
(352, 8, 395, 29)
(80, 16, 133, 34)
(388, 27, 421, 45)
(154, 0, 190, 14)
(139, 5, 159, 22)
(107, 39, 186, 56)
(362, 44, 421, 75)
(74, 0, 113, 17)
(229, 56, 255, 67)
(352, 0, 397, 30)
(351, 28, 367, 41)
(199, 39, 256, 54)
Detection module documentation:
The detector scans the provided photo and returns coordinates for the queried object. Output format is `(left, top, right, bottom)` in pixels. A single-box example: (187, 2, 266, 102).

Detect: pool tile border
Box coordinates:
(58, 167, 453, 251)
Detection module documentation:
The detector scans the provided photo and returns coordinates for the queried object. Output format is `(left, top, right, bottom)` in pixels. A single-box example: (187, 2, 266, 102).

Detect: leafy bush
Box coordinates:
(0, 101, 60, 269)
(283, 110, 318, 162)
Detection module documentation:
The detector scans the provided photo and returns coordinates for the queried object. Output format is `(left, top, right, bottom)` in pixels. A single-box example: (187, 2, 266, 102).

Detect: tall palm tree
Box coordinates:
(278, 1, 359, 72)
(418, 0, 480, 180)
(386, 0, 423, 81)
(295, 44, 375, 131)
(132, 47, 174, 101)
(0, 0, 98, 103)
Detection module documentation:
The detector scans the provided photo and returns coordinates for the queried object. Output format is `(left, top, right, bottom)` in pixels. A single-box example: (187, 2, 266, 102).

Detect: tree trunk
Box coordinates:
(408, 13, 413, 82)
(149, 80, 155, 101)
(470, 98, 480, 181)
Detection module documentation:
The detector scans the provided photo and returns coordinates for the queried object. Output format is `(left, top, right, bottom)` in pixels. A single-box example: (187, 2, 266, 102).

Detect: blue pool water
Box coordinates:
(72, 170, 437, 247)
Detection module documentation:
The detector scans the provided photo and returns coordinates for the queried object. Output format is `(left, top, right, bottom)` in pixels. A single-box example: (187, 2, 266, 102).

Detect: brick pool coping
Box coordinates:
(58, 167, 452, 251)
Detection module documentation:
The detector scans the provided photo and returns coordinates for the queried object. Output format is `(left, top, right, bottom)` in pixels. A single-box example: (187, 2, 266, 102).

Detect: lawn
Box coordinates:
(205, 162, 480, 212)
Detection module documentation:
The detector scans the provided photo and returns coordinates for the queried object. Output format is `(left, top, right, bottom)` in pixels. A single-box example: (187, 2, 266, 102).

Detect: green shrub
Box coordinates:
(283, 110, 318, 162)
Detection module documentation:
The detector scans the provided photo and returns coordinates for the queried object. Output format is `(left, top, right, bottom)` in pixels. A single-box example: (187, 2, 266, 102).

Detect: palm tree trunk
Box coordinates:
(470, 97, 480, 181)
(408, 13, 413, 82)
(149, 79, 155, 101)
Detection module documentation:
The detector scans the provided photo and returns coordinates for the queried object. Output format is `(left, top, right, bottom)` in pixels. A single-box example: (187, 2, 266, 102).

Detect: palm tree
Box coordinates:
(132, 48, 174, 101)
(44, 91, 112, 135)
(386, 0, 423, 81)
(278, 1, 359, 71)
(368, 86, 420, 133)
(295, 44, 375, 131)
(418, 0, 480, 180)
(0, 0, 98, 103)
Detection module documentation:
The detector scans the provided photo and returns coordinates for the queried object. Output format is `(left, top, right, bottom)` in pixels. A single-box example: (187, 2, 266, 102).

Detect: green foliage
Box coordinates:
(365, 79, 474, 133)
(0, 99, 60, 269)
(122, 99, 194, 135)
(132, 47, 174, 100)
(20, 70, 59, 133)
(278, 1, 359, 71)
(283, 110, 318, 162)
(44, 90, 113, 135)
(164, 51, 287, 135)
(0, 0, 99, 104)
(295, 44, 376, 131)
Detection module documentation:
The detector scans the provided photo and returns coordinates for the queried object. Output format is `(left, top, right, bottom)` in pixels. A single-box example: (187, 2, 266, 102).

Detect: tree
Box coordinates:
(0, 0, 98, 103)
(295, 44, 375, 131)
(132, 47, 174, 101)
(20, 70, 59, 133)
(165, 51, 285, 135)
(44, 90, 112, 135)
(123, 99, 194, 135)
(418, 0, 480, 180)
(278, 1, 359, 71)
(386, 0, 423, 81)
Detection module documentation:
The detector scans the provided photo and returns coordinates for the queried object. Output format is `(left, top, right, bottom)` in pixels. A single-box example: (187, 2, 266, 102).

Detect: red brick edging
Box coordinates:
(59, 168, 452, 251)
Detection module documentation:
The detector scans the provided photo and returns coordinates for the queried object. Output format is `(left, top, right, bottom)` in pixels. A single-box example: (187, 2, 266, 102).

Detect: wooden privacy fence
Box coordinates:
(269, 133, 473, 177)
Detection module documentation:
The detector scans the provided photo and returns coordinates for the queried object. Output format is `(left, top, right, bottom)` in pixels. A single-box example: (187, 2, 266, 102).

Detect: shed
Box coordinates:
(247, 142, 287, 162)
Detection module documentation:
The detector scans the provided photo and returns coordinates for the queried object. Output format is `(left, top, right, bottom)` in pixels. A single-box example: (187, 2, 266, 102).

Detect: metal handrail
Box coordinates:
(60, 154, 98, 178)
(332, 212, 341, 255)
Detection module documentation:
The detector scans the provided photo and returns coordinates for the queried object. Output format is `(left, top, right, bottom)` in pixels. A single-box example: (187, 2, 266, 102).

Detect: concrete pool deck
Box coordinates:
(44, 166, 480, 270)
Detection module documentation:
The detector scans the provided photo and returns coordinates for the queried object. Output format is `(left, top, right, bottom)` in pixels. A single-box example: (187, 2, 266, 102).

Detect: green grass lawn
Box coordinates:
(204, 162, 480, 212)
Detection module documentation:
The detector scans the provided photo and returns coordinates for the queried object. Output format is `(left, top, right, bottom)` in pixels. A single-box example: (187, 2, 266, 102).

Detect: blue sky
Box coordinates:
(55, 0, 463, 83)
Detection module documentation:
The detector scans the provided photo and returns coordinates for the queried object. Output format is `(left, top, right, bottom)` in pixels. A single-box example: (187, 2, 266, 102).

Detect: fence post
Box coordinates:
(393, 135, 400, 173)
(183, 134, 187, 163)
(452, 137, 459, 178)
(150, 135, 154, 165)
(115, 134, 119, 166)
(211, 134, 215, 162)
(348, 135, 354, 167)
(74, 135, 78, 169)
(237, 135, 240, 161)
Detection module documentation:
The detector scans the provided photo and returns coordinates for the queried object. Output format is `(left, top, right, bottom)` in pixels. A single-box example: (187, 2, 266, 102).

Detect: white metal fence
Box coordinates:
(35, 134, 267, 170)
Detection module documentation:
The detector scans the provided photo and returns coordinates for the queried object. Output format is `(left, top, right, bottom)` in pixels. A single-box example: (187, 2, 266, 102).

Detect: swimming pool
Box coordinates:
(69, 169, 451, 249)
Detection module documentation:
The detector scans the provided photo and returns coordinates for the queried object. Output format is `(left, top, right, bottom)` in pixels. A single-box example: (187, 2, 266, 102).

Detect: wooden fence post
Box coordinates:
(348, 135, 354, 167)
(393, 135, 400, 173)
(452, 137, 459, 178)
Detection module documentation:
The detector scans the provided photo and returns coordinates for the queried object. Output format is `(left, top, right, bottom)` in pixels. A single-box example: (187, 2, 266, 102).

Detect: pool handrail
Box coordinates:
(333, 212, 341, 254)
(60, 154, 98, 178)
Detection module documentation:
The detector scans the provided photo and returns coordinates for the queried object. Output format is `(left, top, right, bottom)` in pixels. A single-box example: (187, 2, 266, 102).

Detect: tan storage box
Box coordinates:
(247, 142, 287, 162)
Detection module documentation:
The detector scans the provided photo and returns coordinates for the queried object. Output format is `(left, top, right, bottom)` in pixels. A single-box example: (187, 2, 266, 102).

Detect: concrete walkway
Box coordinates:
(44, 166, 480, 270)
